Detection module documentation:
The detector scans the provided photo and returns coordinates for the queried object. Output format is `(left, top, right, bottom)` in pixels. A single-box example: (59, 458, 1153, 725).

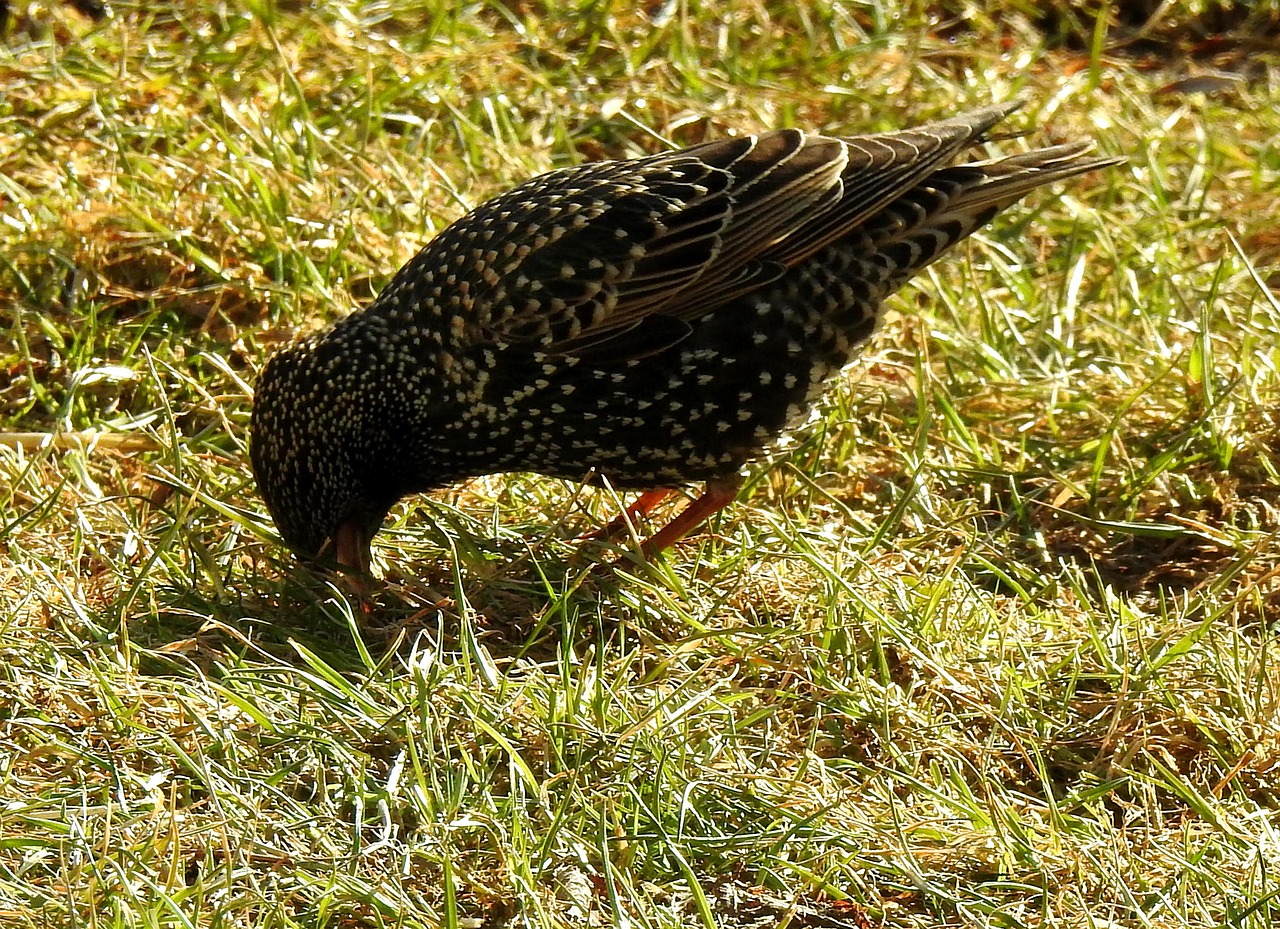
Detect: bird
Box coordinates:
(250, 100, 1119, 574)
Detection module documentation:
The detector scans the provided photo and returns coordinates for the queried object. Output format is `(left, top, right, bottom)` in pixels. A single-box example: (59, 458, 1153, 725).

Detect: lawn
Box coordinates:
(2, 1, 1279, 927)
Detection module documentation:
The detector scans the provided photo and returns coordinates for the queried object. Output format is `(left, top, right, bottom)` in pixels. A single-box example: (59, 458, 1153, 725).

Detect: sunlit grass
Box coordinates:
(2, 1, 1279, 927)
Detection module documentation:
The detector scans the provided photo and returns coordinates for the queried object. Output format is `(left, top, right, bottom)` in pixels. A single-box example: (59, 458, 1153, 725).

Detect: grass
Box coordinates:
(2, 0, 1279, 926)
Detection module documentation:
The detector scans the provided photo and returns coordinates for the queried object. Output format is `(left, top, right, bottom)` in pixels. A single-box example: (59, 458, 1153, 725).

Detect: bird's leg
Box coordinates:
(581, 487, 675, 541)
(634, 475, 742, 559)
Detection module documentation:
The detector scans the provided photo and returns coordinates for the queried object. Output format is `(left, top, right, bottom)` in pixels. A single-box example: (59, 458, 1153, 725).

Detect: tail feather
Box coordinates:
(859, 144, 1121, 263)
(949, 143, 1124, 214)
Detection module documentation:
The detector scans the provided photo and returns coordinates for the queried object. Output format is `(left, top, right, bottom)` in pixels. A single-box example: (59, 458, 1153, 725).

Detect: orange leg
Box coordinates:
(581, 487, 675, 542)
(635, 475, 743, 559)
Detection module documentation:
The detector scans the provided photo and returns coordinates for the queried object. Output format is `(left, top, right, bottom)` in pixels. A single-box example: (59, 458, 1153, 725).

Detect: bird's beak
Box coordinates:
(333, 519, 372, 575)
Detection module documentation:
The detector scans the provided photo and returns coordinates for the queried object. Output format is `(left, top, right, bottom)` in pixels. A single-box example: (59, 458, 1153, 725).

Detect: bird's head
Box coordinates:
(250, 340, 402, 574)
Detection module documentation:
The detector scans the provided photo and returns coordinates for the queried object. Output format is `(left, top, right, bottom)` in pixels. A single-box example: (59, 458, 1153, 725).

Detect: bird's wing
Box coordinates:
(430, 131, 844, 355)
(408, 102, 1024, 363)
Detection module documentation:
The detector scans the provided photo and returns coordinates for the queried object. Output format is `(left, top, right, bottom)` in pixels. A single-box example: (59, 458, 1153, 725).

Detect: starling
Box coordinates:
(251, 100, 1118, 573)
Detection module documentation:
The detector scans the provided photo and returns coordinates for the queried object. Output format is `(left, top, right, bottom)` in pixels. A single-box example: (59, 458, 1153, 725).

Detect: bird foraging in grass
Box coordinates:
(250, 100, 1119, 575)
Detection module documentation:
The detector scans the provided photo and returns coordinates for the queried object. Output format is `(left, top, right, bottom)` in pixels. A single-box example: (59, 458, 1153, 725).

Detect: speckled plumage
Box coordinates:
(251, 101, 1118, 570)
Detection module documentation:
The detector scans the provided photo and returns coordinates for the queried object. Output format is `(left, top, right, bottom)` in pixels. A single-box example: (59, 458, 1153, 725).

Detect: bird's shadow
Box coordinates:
(134, 525, 676, 678)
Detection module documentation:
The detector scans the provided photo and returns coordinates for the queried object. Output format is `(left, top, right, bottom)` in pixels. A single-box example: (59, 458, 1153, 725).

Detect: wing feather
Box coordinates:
(410, 100, 1034, 362)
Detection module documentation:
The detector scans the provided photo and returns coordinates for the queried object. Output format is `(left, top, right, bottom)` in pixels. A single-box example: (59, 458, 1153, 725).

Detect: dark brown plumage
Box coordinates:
(250, 101, 1119, 572)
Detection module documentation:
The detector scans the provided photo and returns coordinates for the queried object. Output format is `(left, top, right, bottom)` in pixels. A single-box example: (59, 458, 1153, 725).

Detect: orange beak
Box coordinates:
(333, 519, 371, 575)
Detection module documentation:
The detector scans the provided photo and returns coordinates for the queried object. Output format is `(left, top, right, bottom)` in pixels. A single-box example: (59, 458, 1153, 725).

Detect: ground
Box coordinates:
(2, 1, 1279, 927)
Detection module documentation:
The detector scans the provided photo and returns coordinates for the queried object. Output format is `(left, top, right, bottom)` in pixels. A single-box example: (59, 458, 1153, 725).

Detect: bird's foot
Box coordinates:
(631, 476, 741, 560)
(579, 487, 675, 543)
